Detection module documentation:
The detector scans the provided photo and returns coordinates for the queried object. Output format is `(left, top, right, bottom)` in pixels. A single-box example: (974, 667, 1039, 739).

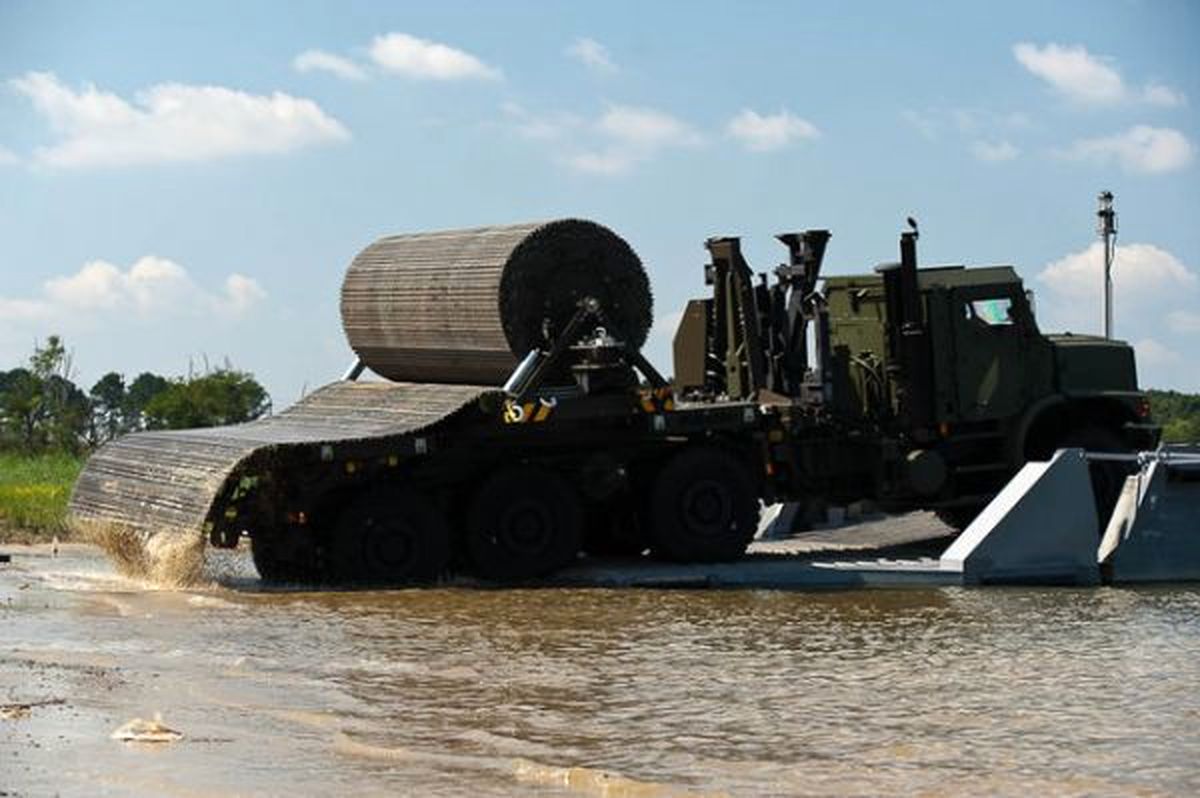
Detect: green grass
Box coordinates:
(0, 451, 84, 541)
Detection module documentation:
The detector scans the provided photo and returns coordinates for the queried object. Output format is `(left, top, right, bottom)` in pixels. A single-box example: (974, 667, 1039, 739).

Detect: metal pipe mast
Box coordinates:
(1097, 191, 1118, 339)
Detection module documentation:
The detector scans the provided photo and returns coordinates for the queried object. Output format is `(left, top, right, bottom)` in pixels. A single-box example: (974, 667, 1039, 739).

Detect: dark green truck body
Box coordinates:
(801, 264, 1153, 520)
(676, 230, 1157, 527)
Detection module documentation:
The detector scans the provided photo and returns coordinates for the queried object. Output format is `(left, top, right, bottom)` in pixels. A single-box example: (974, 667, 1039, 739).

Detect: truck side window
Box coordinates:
(965, 298, 1013, 326)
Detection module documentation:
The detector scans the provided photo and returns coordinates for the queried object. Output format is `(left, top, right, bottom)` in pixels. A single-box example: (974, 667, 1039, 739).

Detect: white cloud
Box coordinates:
(1013, 42, 1185, 107)
(566, 37, 617, 73)
(500, 102, 582, 141)
(1039, 242, 1195, 302)
(45, 257, 186, 312)
(561, 149, 638, 177)
(223, 274, 268, 315)
(598, 104, 702, 148)
(942, 249, 1195, 389)
(727, 109, 819, 152)
(0, 256, 265, 324)
(563, 104, 702, 177)
(1014, 42, 1124, 104)
(368, 32, 500, 81)
(10, 72, 348, 169)
(1142, 82, 1186, 108)
(1064, 126, 1193, 174)
(1035, 243, 1198, 383)
(970, 139, 1020, 162)
(1167, 310, 1200, 334)
(0, 144, 18, 166)
(0, 297, 47, 321)
(292, 49, 367, 81)
(1133, 337, 1183, 368)
(505, 102, 702, 178)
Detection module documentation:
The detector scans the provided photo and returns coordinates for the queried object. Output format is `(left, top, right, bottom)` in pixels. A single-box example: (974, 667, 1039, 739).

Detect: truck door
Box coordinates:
(951, 287, 1026, 421)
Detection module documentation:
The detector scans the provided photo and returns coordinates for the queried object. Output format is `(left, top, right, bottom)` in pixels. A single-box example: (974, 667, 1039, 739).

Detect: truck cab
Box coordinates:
(823, 250, 1155, 525)
(825, 265, 1150, 441)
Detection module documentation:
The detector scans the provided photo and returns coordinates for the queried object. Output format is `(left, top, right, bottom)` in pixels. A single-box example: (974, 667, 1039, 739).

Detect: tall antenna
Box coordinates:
(1097, 191, 1117, 338)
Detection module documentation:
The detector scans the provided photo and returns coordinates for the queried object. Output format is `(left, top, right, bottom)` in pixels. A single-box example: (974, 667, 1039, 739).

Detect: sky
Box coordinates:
(1, 0, 1198, 406)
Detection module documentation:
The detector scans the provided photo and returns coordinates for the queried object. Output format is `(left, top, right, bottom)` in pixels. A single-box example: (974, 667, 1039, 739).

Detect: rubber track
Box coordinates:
(69, 380, 497, 541)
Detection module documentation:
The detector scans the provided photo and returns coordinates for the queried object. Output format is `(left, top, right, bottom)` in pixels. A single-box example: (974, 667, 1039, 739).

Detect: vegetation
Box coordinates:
(144, 369, 270, 430)
(1148, 389, 1200, 445)
(0, 335, 270, 541)
(0, 451, 84, 541)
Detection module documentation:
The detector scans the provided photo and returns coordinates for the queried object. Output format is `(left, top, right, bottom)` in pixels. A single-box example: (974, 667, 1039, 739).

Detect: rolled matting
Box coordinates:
(340, 219, 652, 384)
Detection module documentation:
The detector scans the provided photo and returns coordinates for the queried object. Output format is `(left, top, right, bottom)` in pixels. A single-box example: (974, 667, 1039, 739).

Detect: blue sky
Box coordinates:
(2, 0, 1198, 403)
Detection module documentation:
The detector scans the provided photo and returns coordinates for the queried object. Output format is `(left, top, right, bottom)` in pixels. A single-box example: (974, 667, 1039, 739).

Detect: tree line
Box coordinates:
(0, 335, 271, 454)
(1148, 389, 1200, 445)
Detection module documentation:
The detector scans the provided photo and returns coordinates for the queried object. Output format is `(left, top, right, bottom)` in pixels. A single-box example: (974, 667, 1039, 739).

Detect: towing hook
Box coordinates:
(505, 402, 527, 423)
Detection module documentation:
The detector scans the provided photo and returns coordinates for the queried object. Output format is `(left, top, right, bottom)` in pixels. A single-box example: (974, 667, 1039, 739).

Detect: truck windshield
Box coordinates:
(966, 298, 1013, 326)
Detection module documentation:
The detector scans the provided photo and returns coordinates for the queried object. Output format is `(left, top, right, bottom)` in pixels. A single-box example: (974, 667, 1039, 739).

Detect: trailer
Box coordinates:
(68, 218, 1156, 585)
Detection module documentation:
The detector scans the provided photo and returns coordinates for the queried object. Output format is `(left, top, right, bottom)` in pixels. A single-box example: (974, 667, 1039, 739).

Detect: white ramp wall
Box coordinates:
(940, 449, 1101, 585)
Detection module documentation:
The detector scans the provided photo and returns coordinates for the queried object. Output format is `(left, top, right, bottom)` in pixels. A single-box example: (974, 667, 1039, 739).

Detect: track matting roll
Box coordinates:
(340, 219, 652, 385)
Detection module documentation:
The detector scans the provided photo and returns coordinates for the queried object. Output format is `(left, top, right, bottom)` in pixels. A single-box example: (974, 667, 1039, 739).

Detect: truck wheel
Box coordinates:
(1061, 426, 1133, 533)
(648, 447, 758, 562)
(582, 497, 647, 557)
(328, 488, 452, 585)
(465, 467, 583, 581)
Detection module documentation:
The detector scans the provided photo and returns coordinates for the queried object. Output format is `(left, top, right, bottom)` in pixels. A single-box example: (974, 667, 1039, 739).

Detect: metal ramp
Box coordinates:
(1100, 445, 1200, 583)
(568, 445, 1199, 591)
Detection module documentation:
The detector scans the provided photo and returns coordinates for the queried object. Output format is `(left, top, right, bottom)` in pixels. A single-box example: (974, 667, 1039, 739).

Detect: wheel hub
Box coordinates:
(499, 502, 553, 554)
(365, 519, 415, 570)
(681, 479, 732, 537)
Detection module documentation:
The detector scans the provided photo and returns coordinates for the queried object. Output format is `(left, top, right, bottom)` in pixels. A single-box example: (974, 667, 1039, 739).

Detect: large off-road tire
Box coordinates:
(648, 447, 759, 562)
(328, 488, 452, 585)
(1060, 426, 1134, 534)
(581, 497, 647, 558)
(465, 466, 584, 581)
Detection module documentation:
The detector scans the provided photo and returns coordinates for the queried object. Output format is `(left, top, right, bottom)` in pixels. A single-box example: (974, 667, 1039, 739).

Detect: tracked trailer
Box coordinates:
(69, 218, 1156, 584)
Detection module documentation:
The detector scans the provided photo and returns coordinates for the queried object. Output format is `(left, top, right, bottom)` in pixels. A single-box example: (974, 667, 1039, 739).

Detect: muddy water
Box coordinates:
(3, 546, 1199, 797)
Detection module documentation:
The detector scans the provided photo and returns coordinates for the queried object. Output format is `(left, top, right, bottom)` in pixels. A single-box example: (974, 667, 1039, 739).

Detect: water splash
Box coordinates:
(74, 519, 206, 588)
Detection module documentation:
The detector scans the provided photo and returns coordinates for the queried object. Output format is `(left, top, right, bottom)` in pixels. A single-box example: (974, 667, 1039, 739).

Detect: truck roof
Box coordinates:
(825, 264, 1021, 290)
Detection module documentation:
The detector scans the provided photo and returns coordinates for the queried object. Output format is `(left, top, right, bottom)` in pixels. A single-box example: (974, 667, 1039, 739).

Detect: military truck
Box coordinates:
(674, 224, 1156, 534)
(69, 219, 1156, 585)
